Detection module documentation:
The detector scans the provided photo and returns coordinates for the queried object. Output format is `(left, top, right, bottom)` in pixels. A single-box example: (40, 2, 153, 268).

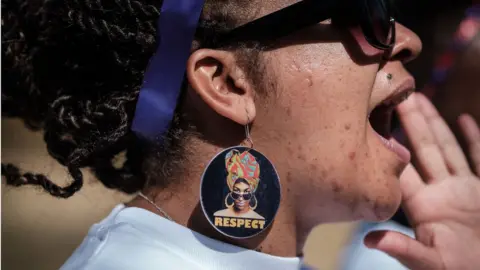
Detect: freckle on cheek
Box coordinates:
(286, 107, 292, 117)
(287, 172, 292, 183)
(349, 151, 356, 160)
(345, 124, 351, 130)
(307, 77, 313, 87)
(332, 181, 344, 193)
(346, 195, 357, 214)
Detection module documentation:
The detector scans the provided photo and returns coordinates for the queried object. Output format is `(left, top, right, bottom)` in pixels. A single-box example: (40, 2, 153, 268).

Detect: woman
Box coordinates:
(214, 149, 264, 219)
(214, 178, 265, 219)
(2, 0, 479, 269)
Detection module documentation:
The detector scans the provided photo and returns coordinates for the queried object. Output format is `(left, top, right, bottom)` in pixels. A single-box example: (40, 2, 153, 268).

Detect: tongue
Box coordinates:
(376, 134, 411, 163)
(389, 138, 411, 163)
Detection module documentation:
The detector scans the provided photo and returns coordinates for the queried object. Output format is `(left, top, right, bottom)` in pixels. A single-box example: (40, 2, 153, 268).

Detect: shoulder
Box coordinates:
(60, 222, 195, 270)
(61, 206, 202, 270)
(214, 208, 232, 217)
(248, 211, 265, 220)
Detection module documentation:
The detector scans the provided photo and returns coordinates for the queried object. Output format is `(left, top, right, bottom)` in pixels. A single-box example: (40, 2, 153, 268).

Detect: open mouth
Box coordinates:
(369, 92, 412, 138)
(368, 83, 414, 163)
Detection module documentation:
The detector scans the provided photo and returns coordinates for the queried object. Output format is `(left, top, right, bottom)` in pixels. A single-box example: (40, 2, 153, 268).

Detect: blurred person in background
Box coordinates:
(2, 0, 480, 269)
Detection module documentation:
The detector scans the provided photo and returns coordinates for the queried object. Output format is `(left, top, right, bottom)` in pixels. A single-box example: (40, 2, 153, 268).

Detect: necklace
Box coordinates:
(138, 192, 174, 221)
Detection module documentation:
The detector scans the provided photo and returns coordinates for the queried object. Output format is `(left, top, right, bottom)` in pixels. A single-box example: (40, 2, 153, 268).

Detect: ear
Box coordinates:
(186, 49, 256, 125)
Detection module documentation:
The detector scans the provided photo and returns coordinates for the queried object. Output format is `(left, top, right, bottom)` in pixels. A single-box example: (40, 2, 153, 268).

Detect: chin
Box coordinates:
(359, 99, 411, 221)
(359, 171, 403, 222)
(351, 134, 406, 222)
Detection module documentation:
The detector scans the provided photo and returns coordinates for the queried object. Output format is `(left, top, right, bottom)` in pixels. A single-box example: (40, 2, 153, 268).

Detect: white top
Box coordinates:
(342, 221, 414, 270)
(61, 204, 306, 270)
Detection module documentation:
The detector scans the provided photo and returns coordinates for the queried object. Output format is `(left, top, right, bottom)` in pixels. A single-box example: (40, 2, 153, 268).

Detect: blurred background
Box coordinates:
(2, 0, 478, 269)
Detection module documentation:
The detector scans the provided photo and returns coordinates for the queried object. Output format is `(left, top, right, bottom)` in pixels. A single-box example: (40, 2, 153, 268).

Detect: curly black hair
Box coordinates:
(1, 0, 264, 198)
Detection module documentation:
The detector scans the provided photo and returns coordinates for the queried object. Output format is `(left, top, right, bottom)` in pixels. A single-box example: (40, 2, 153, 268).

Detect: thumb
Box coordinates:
(364, 230, 441, 270)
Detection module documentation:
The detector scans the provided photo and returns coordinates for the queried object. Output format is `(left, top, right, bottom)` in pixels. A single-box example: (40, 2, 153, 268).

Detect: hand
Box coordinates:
(364, 93, 480, 270)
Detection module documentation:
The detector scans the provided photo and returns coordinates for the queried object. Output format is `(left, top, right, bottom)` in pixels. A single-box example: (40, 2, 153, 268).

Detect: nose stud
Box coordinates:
(387, 73, 393, 80)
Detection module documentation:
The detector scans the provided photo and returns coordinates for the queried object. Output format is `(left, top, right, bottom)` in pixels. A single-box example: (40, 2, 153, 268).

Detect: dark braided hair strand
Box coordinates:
(1, 0, 261, 198)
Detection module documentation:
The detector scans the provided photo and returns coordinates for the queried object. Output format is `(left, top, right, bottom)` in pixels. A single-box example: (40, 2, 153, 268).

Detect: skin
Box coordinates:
(232, 181, 252, 213)
(128, 1, 480, 267)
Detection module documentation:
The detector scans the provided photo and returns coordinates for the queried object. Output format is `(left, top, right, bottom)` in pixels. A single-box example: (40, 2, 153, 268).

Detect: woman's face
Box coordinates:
(250, 7, 422, 224)
(232, 181, 252, 212)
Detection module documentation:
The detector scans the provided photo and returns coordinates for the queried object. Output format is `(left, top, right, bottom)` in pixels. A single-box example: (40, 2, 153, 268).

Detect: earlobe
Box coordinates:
(186, 49, 256, 125)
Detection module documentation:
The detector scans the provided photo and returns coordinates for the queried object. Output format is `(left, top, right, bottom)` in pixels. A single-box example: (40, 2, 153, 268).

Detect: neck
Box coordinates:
(234, 206, 249, 214)
(127, 138, 303, 257)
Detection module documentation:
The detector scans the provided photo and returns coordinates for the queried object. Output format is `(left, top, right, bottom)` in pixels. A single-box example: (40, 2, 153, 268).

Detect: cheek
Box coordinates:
(258, 42, 380, 176)
(269, 44, 377, 148)
(256, 44, 402, 222)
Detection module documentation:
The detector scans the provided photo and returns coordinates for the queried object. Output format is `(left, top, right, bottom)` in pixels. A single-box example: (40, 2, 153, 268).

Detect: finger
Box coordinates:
(416, 93, 471, 176)
(458, 114, 480, 176)
(399, 163, 425, 201)
(364, 230, 441, 270)
(397, 93, 449, 182)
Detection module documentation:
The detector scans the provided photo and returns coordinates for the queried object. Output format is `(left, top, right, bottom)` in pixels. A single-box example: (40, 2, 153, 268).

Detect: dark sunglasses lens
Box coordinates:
(361, 0, 394, 48)
(368, 0, 393, 44)
(232, 192, 252, 200)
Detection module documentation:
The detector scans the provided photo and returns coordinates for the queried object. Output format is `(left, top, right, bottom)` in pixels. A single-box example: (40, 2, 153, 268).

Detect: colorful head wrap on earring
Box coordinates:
(225, 150, 260, 192)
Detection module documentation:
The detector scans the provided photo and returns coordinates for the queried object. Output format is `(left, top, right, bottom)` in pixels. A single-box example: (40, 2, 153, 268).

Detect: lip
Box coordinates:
(236, 201, 246, 207)
(369, 76, 416, 115)
(385, 77, 416, 105)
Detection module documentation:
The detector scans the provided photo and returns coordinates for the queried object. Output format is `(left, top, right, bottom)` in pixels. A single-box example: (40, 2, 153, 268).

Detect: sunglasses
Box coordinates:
(208, 0, 395, 51)
(231, 191, 253, 200)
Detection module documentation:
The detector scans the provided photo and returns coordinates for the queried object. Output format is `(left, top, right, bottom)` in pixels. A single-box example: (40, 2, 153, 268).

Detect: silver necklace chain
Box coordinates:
(138, 192, 173, 221)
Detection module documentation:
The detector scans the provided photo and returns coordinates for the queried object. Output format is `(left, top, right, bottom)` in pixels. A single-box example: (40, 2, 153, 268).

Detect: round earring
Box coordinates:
(225, 193, 234, 208)
(199, 110, 281, 239)
(250, 195, 258, 211)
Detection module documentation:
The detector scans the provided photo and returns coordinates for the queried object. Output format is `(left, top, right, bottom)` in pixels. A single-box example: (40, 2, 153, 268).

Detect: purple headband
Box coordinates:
(131, 0, 205, 140)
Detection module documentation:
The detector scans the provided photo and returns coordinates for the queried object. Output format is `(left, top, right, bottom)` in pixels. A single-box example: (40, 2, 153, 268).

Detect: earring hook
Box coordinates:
(245, 110, 254, 149)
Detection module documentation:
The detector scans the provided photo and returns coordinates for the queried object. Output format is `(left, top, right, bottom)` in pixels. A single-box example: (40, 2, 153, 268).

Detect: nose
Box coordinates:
(388, 22, 422, 63)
